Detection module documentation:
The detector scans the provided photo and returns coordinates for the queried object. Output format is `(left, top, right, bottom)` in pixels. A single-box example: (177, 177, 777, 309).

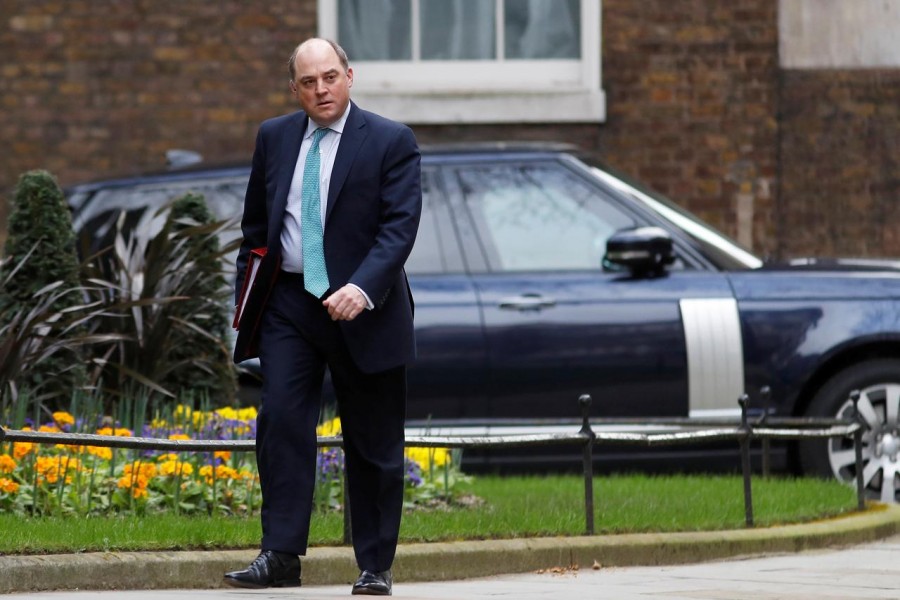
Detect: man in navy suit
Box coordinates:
(225, 38, 421, 596)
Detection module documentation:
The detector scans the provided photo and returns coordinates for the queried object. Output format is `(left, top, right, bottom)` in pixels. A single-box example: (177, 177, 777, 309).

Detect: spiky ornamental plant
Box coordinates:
(162, 193, 237, 403)
(0, 170, 88, 404)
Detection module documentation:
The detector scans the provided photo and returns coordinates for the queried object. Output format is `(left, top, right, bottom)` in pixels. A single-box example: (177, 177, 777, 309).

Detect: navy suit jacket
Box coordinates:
(235, 102, 422, 373)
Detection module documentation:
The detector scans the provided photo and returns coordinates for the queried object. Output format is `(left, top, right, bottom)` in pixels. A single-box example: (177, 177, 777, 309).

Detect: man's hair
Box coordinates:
(288, 38, 350, 80)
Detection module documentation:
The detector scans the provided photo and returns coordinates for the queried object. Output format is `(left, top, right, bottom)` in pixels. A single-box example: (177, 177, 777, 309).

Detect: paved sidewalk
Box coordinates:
(6, 535, 900, 599)
(1, 506, 899, 597)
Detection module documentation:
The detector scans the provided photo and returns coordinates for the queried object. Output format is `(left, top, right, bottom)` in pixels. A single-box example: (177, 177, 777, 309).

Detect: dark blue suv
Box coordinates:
(68, 144, 900, 502)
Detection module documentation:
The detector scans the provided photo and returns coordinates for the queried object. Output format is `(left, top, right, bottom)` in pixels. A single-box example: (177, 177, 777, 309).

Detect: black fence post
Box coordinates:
(0, 426, 5, 443)
(738, 394, 754, 527)
(579, 394, 596, 535)
(850, 389, 866, 511)
(759, 386, 771, 478)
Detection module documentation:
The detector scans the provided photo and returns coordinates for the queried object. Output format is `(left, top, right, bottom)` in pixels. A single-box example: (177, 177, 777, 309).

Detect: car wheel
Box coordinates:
(798, 359, 900, 504)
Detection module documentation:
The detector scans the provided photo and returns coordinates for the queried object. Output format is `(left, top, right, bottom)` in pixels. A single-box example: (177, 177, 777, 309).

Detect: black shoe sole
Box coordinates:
(223, 577, 302, 589)
(352, 587, 391, 596)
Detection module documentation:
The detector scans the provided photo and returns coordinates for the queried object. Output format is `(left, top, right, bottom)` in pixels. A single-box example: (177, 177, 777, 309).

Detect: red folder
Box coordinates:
(232, 247, 280, 363)
(233, 247, 267, 329)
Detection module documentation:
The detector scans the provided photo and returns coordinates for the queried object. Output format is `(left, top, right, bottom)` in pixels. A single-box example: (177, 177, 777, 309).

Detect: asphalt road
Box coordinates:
(6, 534, 899, 599)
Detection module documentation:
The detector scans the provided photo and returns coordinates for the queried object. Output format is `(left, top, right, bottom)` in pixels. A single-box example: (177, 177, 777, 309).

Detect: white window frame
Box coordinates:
(318, 0, 605, 124)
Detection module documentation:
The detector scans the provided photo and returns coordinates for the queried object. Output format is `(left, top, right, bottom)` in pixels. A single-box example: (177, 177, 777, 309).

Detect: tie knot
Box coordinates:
(311, 127, 329, 147)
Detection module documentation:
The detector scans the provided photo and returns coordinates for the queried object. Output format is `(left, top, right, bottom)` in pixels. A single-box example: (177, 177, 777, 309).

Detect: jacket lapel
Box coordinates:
(268, 112, 308, 249)
(325, 102, 367, 226)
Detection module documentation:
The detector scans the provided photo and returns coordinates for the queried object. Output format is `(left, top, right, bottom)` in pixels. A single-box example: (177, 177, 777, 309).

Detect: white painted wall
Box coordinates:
(780, 0, 900, 68)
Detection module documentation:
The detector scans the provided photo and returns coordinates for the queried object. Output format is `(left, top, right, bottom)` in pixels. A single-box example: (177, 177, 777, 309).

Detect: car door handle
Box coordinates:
(498, 294, 557, 311)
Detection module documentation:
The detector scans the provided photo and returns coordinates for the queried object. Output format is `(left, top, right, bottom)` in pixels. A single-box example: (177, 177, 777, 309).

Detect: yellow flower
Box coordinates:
(0, 454, 16, 474)
(405, 447, 452, 471)
(214, 450, 231, 462)
(168, 433, 191, 441)
(52, 411, 75, 428)
(159, 460, 194, 477)
(237, 407, 258, 421)
(173, 404, 204, 426)
(316, 417, 342, 437)
(0, 477, 19, 494)
(157, 453, 180, 462)
(38, 424, 60, 433)
(215, 407, 238, 420)
(87, 446, 113, 461)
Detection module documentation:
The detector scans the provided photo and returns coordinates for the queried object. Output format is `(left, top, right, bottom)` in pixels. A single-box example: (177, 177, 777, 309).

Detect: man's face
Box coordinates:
(290, 42, 353, 126)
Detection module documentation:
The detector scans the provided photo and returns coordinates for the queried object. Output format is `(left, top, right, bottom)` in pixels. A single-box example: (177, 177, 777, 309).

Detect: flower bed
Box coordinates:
(0, 407, 464, 516)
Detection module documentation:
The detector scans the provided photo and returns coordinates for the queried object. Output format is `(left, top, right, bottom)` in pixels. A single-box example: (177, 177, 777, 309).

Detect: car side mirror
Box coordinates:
(604, 226, 675, 276)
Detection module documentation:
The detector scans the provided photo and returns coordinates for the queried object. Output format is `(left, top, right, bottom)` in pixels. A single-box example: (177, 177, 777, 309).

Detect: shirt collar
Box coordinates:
(306, 102, 351, 139)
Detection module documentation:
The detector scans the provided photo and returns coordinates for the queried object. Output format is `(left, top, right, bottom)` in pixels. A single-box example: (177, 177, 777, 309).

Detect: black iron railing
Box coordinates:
(0, 391, 867, 537)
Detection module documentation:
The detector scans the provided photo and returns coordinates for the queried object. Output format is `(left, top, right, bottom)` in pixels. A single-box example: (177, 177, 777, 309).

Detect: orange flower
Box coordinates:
(52, 411, 75, 428)
(0, 477, 19, 494)
(214, 450, 231, 462)
(35, 456, 81, 485)
(199, 464, 240, 484)
(12, 441, 33, 460)
(0, 454, 16, 474)
(117, 461, 158, 498)
(96, 427, 133, 437)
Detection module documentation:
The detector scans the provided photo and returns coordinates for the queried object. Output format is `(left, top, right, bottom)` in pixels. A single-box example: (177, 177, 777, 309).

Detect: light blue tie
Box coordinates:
(301, 128, 331, 297)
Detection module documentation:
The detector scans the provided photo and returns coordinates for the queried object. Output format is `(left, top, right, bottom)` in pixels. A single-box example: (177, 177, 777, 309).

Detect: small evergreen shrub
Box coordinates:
(0, 170, 87, 404)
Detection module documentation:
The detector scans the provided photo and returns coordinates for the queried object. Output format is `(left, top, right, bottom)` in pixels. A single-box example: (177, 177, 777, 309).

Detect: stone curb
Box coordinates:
(1, 505, 898, 594)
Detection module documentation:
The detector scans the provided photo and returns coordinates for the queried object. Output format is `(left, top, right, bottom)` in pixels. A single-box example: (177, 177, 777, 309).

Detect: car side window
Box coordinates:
(72, 175, 247, 260)
(405, 167, 465, 275)
(454, 162, 636, 272)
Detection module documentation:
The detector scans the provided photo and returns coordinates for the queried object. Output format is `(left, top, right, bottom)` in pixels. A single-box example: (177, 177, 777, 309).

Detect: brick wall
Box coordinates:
(779, 70, 900, 258)
(0, 0, 312, 241)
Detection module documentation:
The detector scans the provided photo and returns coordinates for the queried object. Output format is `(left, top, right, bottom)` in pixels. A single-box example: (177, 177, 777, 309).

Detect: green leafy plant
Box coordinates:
(81, 201, 240, 407)
(0, 249, 124, 424)
(160, 193, 237, 403)
(0, 171, 87, 405)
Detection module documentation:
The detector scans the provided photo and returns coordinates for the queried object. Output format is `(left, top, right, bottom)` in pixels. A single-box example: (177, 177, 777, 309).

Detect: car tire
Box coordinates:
(798, 359, 900, 504)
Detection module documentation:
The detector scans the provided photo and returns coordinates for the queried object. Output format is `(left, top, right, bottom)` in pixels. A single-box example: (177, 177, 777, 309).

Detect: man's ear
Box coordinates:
(347, 67, 354, 88)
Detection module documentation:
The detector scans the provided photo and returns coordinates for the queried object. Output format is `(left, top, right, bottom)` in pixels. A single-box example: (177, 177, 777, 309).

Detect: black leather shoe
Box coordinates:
(223, 550, 301, 589)
(352, 569, 392, 595)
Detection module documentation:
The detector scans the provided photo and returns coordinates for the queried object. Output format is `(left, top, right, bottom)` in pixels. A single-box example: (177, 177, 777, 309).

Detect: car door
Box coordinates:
(443, 158, 739, 422)
(404, 166, 488, 425)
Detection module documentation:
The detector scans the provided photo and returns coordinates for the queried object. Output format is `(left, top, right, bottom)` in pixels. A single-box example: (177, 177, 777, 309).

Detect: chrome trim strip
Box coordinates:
(680, 298, 745, 413)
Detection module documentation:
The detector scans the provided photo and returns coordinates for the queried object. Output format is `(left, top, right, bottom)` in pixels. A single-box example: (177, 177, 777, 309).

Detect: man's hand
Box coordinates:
(323, 285, 367, 321)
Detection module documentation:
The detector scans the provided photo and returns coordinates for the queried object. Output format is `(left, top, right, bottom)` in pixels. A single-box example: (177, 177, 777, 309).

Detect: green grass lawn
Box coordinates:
(0, 474, 860, 555)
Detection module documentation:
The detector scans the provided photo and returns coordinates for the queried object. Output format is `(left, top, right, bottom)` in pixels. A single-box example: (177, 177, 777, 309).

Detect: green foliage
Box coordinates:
(160, 193, 237, 402)
(81, 199, 239, 406)
(0, 171, 87, 404)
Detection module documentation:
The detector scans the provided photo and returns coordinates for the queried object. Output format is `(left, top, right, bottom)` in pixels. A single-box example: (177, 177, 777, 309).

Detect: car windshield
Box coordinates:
(589, 166, 764, 270)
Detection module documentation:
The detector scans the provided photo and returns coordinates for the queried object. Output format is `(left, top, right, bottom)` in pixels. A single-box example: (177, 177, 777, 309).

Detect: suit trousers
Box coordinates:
(256, 270, 407, 572)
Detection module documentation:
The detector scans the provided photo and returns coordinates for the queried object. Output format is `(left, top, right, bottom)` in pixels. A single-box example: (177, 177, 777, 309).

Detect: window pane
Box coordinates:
(458, 163, 635, 272)
(338, 0, 411, 61)
(505, 0, 580, 59)
(406, 170, 450, 274)
(421, 0, 496, 60)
